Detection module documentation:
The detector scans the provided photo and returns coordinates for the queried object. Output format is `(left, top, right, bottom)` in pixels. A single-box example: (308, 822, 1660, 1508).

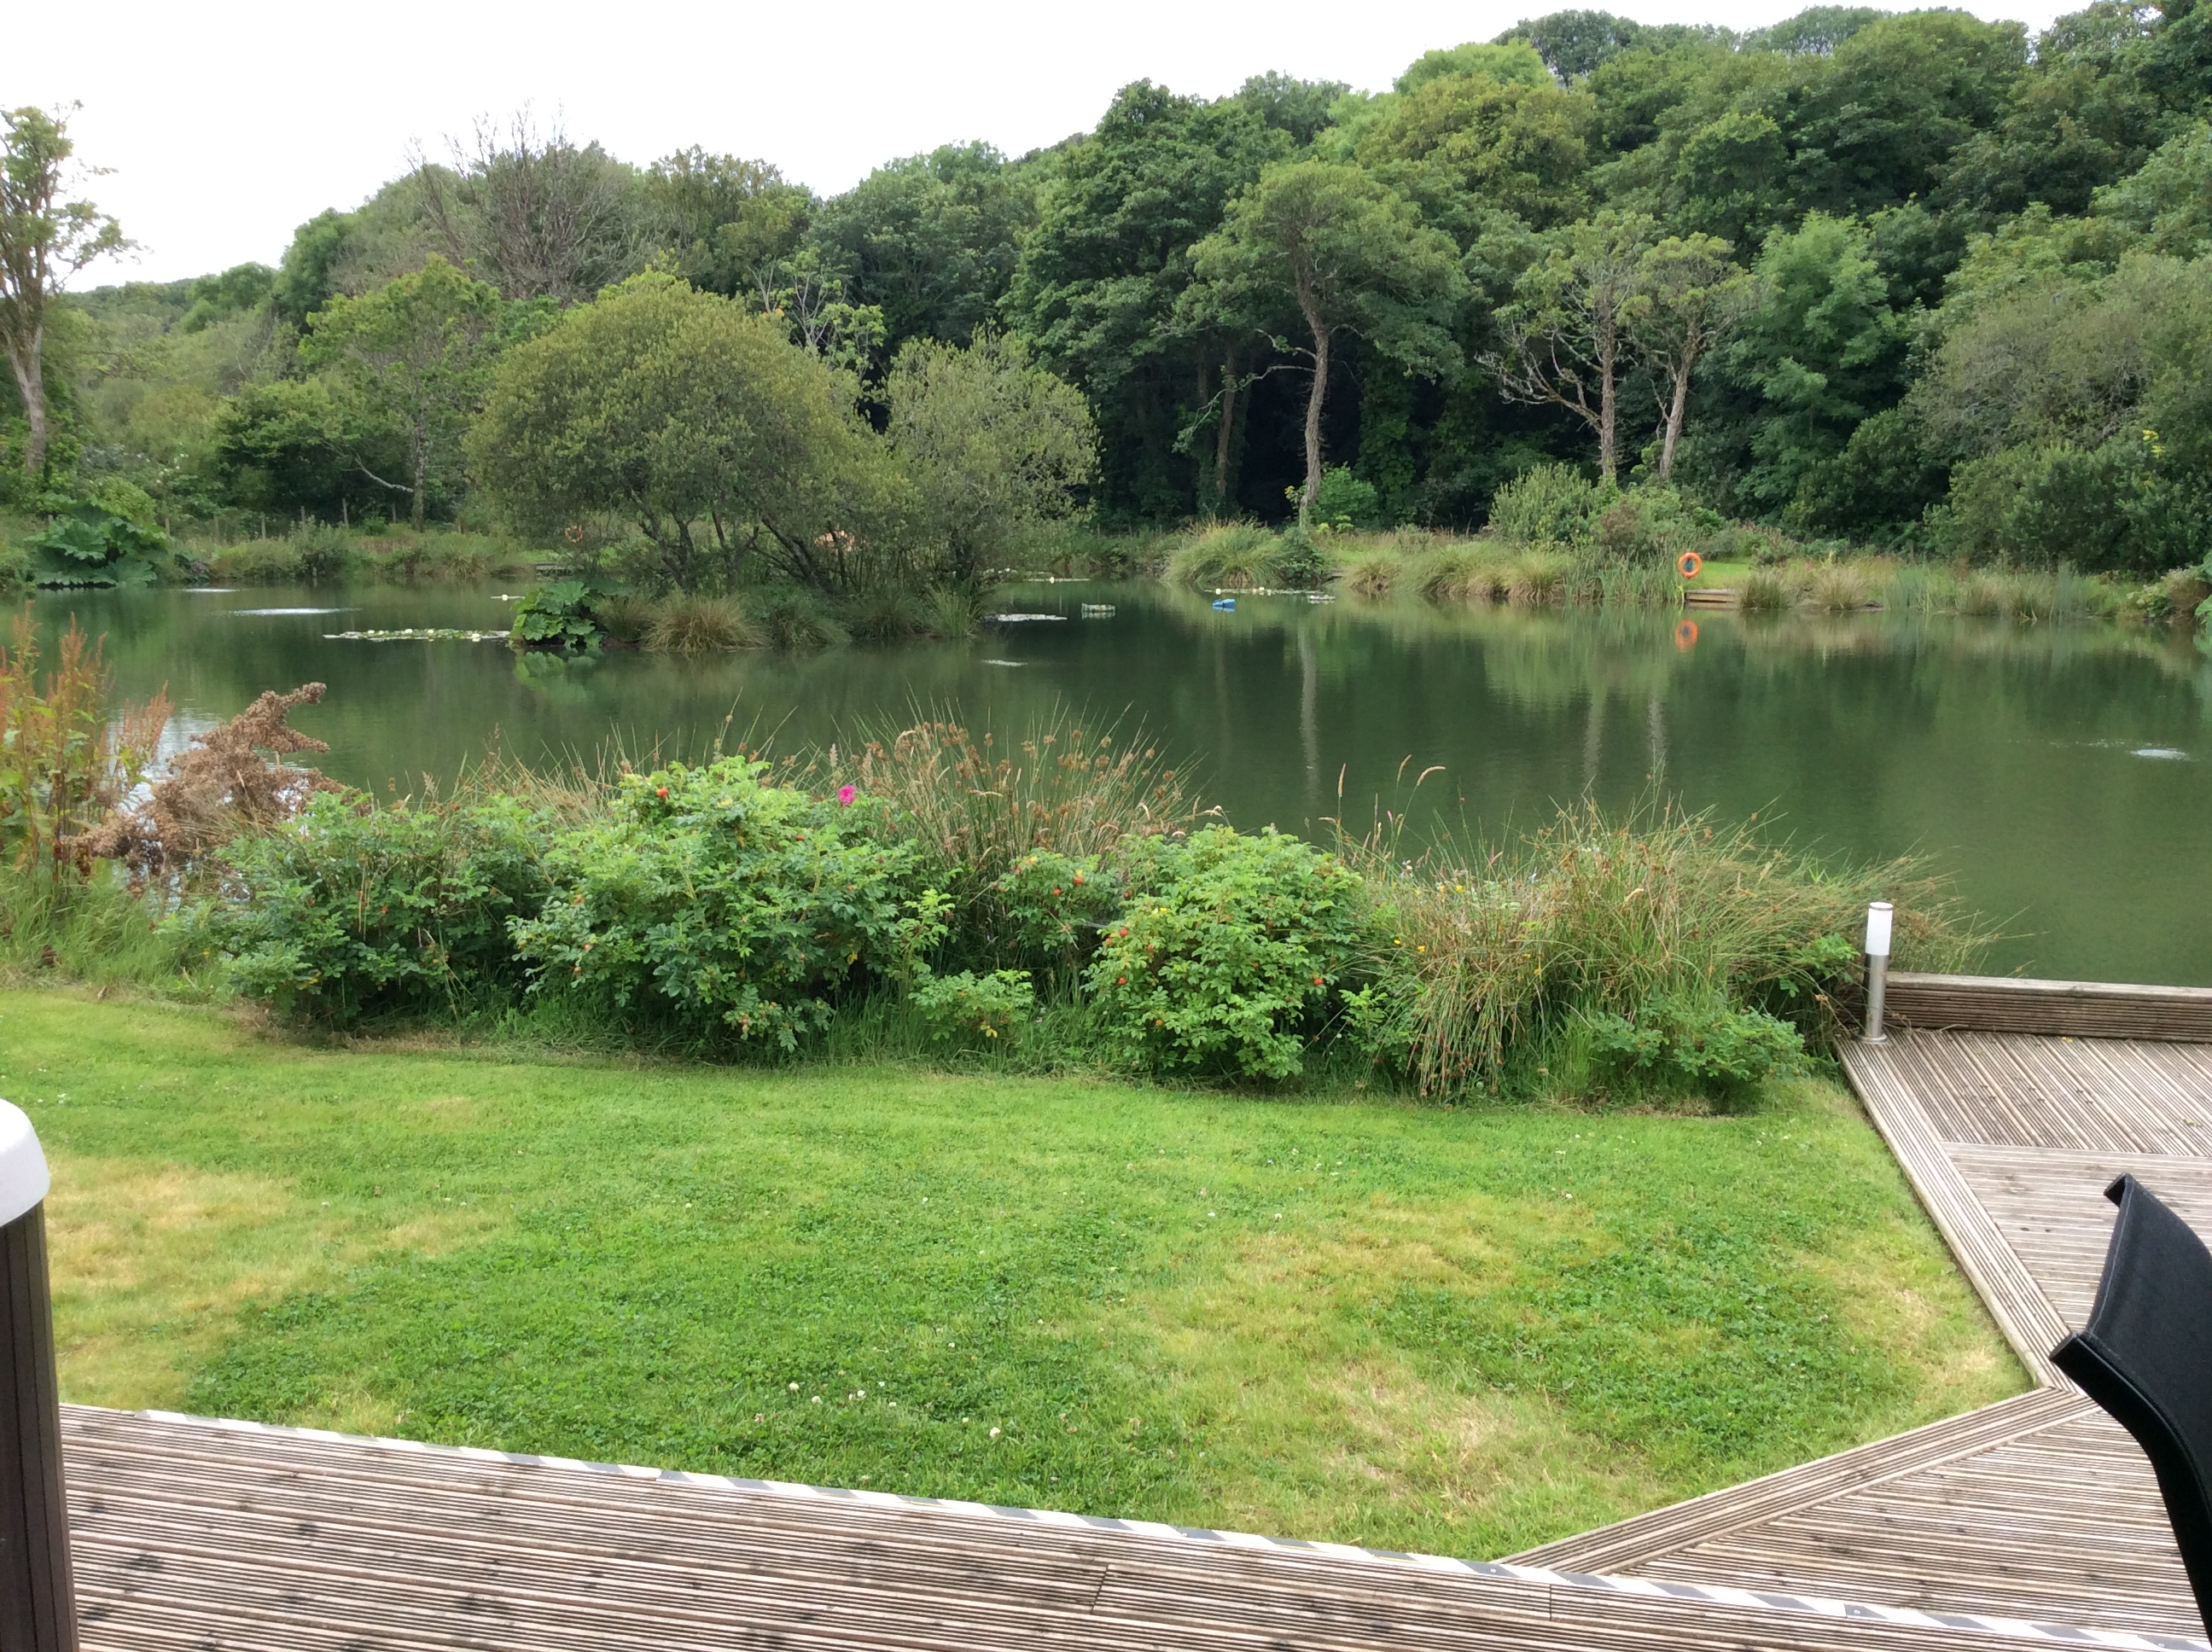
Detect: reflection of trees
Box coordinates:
(25, 579, 2212, 980)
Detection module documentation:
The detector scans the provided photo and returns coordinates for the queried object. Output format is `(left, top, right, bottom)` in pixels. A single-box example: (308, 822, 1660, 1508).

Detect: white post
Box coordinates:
(1863, 901, 1895, 1044)
(0, 1100, 75, 1652)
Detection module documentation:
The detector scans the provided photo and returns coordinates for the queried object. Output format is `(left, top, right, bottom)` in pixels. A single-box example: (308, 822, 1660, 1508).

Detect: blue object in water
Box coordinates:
(1211, 597, 1237, 611)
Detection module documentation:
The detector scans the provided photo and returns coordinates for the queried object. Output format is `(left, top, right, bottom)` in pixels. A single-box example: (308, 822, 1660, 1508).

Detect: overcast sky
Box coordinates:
(26, 0, 2053, 287)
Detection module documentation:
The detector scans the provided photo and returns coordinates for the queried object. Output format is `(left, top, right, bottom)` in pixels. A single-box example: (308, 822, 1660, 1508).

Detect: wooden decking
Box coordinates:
(1520, 1022, 2212, 1648)
(58, 983, 2212, 1650)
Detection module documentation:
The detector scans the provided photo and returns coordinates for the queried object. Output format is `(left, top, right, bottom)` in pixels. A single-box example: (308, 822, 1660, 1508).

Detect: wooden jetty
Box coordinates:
(59, 974, 2212, 1650)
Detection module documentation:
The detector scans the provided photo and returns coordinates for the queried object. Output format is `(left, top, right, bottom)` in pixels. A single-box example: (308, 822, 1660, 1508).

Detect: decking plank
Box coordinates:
(1517, 1026, 2212, 1648)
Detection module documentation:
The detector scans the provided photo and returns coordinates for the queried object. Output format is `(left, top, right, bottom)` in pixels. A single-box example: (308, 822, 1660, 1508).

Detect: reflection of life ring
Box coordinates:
(1677, 550, 1703, 579)
(1674, 618, 1700, 651)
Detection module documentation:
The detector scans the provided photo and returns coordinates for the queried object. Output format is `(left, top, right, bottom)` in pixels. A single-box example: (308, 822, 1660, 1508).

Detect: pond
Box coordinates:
(28, 579, 2212, 986)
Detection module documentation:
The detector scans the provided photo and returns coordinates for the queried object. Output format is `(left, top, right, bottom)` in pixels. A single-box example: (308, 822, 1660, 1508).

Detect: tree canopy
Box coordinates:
(34, 0, 2212, 573)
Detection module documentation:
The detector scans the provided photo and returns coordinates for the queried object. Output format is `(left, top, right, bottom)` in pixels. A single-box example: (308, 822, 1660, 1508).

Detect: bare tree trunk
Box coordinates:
(1214, 345, 1237, 516)
(6, 329, 46, 479)
(1291, 273, 1327, 531)
(1596, 323, 1619, 485)
(410, 421, 429, 529)
(1657, 363, 1691, 481)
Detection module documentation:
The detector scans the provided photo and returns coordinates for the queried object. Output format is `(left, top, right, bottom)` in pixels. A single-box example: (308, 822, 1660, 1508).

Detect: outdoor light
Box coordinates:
(1863, 900, 1895, 1044)
(0, 1099, 77, 1652)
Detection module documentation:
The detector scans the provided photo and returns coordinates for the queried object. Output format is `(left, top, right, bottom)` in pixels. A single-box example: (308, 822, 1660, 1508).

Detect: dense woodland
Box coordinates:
(15, 0, 2212, 579)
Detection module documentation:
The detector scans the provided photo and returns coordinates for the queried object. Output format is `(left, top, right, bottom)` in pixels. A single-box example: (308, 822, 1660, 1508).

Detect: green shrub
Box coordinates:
(509, 580, 604, 650)
(1304, 466, 1383, 532)
(1270, 526, 1330, 588)
(1487, 464, 1598, 545)
(212, 792, 549, 1026)
(911, 967, 1035, 1045)
(513, 757, 917, 1049)
(1087, 827, 1363, 1080)
(1934, 438, 2207, 574)
(988, 850, 1115, 975)
(1584, 486, 1707, 570)
(1585, 987, 1806, 1100)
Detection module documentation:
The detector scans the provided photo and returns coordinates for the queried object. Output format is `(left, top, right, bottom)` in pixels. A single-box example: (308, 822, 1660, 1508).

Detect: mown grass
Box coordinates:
(3, 989, 2023, 1559)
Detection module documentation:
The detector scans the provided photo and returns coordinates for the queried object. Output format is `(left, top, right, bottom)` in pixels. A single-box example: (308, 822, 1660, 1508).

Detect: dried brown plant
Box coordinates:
(73, 683, 345, 887)
(1, 611, 169, 886)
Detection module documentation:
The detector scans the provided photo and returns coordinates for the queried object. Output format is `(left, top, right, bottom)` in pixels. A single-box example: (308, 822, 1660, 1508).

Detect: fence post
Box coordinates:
(1863, 901, 1894, 1044)
(0, 1100, 74, 1652)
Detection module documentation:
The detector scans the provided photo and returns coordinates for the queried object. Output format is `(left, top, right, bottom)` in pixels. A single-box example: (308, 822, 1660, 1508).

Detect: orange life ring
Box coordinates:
(1677, 550, 1703, 579)
(1674, 618, 1700, 651)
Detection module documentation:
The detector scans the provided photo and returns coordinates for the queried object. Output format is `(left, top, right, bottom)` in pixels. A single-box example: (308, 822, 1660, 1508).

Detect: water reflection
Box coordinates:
(27, 579, 2212, 985)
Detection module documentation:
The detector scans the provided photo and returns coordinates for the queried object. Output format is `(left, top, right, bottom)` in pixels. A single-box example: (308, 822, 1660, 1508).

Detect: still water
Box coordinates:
(30, 579, 2212, 986)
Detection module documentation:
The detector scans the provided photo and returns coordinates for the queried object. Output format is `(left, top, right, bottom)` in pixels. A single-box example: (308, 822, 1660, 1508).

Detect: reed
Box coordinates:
(1350, 799, 1984, 1100)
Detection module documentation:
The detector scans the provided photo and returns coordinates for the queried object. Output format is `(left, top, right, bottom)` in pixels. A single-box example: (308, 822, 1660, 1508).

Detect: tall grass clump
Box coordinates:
(1408, 544, 1492, 603)
(644, 595, 759, 654)
(1738, 567, 1793, 613)
(1504, 551, 1572, 606)
(1878, 565, 1956, 615)
(1956, 571, 2019, 618)
(1588, 562, 1685, 608)
(923, 583, 988, 639)
(800, 709, 1210, 969)
(1805, 563, 1872, 614)
(1343, 551, 1401, 600)
(1354, 800, 1983, 1102)
(1167, 522, 1278, 589)
(754, 587, 847, 650)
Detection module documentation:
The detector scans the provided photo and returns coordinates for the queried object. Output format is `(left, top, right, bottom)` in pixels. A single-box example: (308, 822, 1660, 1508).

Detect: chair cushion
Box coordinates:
(2052, 1173, 2212, 1636)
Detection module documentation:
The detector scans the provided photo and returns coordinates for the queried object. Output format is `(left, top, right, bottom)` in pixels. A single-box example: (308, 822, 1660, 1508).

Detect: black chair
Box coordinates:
(2052, 1173, 2212, 1635)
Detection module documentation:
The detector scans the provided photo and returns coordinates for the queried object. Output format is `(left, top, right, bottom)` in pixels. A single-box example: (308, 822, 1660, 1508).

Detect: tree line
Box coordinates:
(11, 0, 2212, 575)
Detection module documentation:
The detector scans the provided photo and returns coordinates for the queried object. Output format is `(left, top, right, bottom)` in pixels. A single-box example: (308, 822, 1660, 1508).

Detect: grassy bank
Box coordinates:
(9, 989, 2022, 1558)
(196, 524, 545, 585)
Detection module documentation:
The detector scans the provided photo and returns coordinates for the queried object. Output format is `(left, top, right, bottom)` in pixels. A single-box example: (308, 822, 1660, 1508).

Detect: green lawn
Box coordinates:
(0, 989, 2023, 1559)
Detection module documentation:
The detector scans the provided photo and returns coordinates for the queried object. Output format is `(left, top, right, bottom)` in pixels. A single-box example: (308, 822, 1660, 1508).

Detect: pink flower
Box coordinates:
(836, 784, 857, 806)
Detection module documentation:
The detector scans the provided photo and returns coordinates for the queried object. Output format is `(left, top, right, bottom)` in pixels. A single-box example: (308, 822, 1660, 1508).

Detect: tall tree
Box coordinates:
(807, 143, 1035, 357)
(1487, 211, 1655, 482)
(0, 106, 129, 478)
(1188, 160, 1464, 526)
(1352, 63, 1593, 241)
(647, 148, 811, 300)
(469, 274, 891, 594)
(1008, 82, 1289, 519)
(1623, 233, 1750, 479)
(1722, 212, 1908, 515)
(411, 113, 646, 305)
(884, 330, 1097, 585)
(302, 256, 508, 526)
